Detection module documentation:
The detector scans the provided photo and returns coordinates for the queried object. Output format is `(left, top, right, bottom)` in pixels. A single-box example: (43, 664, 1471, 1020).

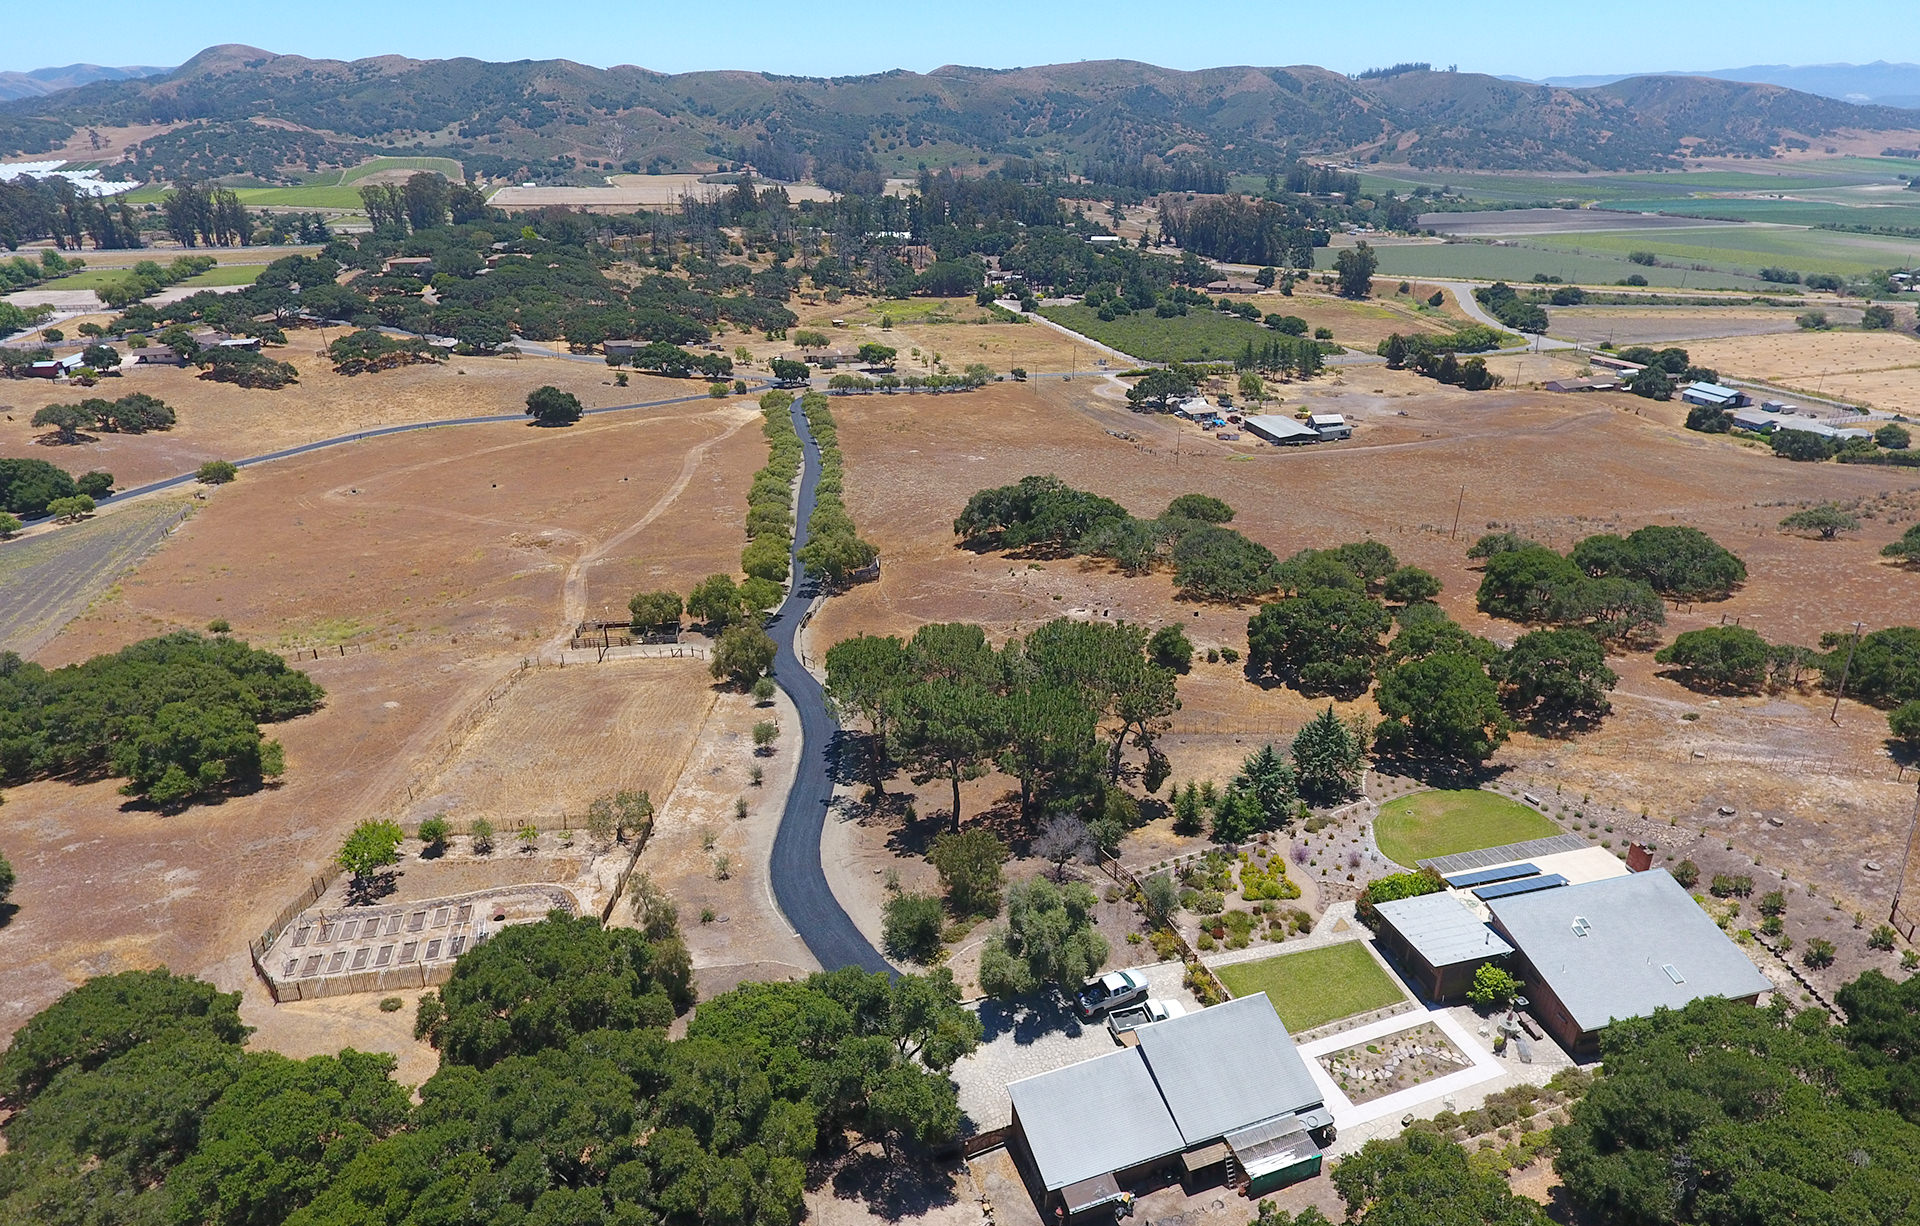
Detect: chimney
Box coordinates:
(1626, 843, 1653, 873)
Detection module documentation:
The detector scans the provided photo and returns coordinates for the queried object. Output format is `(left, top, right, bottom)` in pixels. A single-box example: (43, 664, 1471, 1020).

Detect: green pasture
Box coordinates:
(339, 156, 466, 184)
(1214, 942, 1408, 1031)
(1036, 303, 1281, 362)
(1374, 789, 1559, 867)
(1315, 242, 1775, 289)
(1527, 227, 1920, 277)
(174, 264, 265, 288)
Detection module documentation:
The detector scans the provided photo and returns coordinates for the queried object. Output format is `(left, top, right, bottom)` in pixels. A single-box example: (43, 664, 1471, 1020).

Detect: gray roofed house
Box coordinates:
(1006, 992, 1331, 1216)
(1373, 892, 1515, 1002)
(1487, 868, 1772, 1055)
(1007, 1048, 1187, 1194)
(1132, 993, 1326, 1143)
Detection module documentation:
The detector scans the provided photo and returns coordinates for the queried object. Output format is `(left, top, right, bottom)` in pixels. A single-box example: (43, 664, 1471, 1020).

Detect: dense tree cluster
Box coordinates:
(1379, 326, 1513, 389)
(826, 618, 1179, 826)
(1470, 525, 1750, 643)
(0, 456, 101, 517)
(0, 631, 324, 806)
(325, 328, 443, 375)
(956, 476, 1282, 601)
(797, 393, 879, 585)
(0, 915, 981, 1226)
(30, 391, 175, 443)
(1556, 981, 1920, 1226)
(0, 174, 143, 250)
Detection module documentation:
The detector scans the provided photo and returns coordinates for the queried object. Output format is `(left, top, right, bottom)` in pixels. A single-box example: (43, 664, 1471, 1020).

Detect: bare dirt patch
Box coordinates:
(1545, 307, 1858, 347)
(1318, 1020, 1475, 1104)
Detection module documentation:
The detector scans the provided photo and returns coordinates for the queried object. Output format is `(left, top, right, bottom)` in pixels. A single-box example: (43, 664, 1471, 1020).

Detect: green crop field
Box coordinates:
(1527, 227, 1920, 277)
(1214, 943, 1408, 1031)
(1374, 790, 1558, 867)
(1037, 303, 1281, 362)
(1314, 242, 1775, 290)
(339, 156, 467, 184)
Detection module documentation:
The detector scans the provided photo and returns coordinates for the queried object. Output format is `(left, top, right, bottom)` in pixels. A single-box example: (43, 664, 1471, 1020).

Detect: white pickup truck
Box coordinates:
(1106, 999, 1187, 1044)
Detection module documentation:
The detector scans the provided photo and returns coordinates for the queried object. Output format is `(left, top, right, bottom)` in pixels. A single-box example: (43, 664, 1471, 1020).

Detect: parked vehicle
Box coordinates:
(1076, 969, 1148, 1019)
(1107, 999, 1187, 1044)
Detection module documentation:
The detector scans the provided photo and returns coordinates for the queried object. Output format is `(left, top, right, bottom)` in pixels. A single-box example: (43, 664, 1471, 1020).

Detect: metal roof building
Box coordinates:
(1680, 381, 1748, 408)
(1006, 993, 1331, 1215)
(1242, 414, 1322, 445)
(1487, 868, 1772, 1055)
(1372, 891, 1514, 1002)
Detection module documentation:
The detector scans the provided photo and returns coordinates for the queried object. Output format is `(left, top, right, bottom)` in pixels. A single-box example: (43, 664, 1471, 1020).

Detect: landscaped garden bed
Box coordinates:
(1317, 1020, 1472, 1104)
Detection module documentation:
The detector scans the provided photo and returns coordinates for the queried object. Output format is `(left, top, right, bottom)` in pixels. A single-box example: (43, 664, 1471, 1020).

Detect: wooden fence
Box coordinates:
(1094, 849, 1230, 1003)
(600, 817, 656, 924)
(247, 865, 344, 1001)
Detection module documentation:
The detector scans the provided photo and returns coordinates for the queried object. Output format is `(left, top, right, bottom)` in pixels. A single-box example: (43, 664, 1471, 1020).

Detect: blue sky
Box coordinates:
(4, 0, 1917, 79)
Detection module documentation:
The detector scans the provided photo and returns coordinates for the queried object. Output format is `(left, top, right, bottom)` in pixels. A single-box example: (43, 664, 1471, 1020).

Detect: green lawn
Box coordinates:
(174, 264, 265, 288)
(1374, 790, 1558, 867)
(1214, 942, 1407, 1031)
(1037, 303, 1283, 363)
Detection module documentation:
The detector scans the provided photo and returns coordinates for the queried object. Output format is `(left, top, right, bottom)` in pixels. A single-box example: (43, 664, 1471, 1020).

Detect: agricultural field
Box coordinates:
(1320, 239, 1782, 290)
(1524, 226, 1920, 279)
(0, 494, 189, 656)
(1214, 942, 1408, 1031)
(1682, 326, 1920, 408)
(1373, 790, 1559, 867)
(811, 368, 1920, 942)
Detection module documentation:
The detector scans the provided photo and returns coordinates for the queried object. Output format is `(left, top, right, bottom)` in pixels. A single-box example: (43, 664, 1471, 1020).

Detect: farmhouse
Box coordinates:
(1307, 413, 1352, 440)
(383, 256, 435, 275)
(1007, 993, 1332, 1217)
(25, 353, 85, 378)
(1372, 890, 1515, 1003)
(1485, 868, 1772, 1056)
(126, 345, 185, 366)
(1680, 381, 1749, 409)
(1242, 414, 1322, 445)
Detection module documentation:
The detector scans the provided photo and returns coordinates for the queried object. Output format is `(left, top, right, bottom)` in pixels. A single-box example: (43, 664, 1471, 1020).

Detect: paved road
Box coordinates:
(765, 396, 894, 977)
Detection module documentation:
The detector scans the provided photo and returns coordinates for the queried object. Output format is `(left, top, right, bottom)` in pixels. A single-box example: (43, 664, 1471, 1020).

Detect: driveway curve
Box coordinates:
(765, 396, 895, 976)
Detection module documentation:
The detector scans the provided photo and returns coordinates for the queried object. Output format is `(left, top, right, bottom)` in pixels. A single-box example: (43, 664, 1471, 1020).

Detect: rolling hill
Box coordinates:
(2, 46, 1916, 185)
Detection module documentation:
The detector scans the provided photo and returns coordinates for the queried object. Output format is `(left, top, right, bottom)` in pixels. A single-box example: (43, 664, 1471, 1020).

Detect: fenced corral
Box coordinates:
(248, 865, 345, 992)
(569, 619, 688, 650)
(281, 642, 372, 662)
(258, 883, 581, 1003)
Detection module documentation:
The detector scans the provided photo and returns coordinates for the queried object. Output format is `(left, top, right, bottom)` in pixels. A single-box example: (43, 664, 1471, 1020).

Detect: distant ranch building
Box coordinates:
(1679, 381, 1748, 409)
(1242, 414, 1322, 445)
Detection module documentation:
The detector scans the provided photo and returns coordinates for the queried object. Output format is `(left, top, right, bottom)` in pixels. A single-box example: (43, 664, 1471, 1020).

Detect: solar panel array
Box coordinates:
(1472, 873, 1569, 902)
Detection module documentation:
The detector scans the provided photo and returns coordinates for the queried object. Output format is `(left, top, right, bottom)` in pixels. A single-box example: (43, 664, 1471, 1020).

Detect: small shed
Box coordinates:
(1373, 891, 1514, 1002)
(1589, 355, 1645, 374)
(1242, 414, 1321, 446)
(1544, 376, 1618, 393)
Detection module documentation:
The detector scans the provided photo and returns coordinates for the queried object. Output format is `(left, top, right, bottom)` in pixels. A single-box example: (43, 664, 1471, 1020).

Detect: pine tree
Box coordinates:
(1292, 706, 1363, 804)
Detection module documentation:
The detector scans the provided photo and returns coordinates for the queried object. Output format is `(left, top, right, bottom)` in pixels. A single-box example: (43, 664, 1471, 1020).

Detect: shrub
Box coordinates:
(469, 818, 494, 855)
(1868, 924, 1897, 952)
(882, 892, 945, 963)
(1467, 963, 1522, 1009)
(1672, 859, 1700, 888)
(418, 815, 451, 854)
(378, 996, 403, 1013)
(1802, 937, 1836, 968)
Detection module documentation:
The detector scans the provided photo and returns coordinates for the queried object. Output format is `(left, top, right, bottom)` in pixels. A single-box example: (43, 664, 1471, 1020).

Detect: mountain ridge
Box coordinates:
(2, 48, 1916, 183)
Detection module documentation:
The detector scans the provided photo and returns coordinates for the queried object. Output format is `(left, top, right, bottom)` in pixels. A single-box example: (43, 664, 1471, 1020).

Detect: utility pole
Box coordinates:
(1891, 779, 1920, 936)
(1830, 621, 1866, 724)
(1450, 485, 1466, 540)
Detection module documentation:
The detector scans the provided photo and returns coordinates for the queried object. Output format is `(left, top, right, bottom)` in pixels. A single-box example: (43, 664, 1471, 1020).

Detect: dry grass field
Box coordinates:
(1685, 326, 1920, 408)
(0, 333, 706, 490)
(0, 389, 766, 1040)
(403, 661, 717, 827)
(812, 372, 1920, 919)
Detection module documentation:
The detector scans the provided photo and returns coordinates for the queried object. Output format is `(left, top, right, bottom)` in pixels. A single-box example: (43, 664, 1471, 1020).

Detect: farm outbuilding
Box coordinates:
(1372, 891, 1514, 1003)
(1307, 413, 1352, 440)
(1680, 382, 1749, 409)
(1242, 414, 1322, 445)
(1543, 376, 1618, 393)
(1486, 868, 1772, 1056)
(1007, 994, 1331, 1218)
